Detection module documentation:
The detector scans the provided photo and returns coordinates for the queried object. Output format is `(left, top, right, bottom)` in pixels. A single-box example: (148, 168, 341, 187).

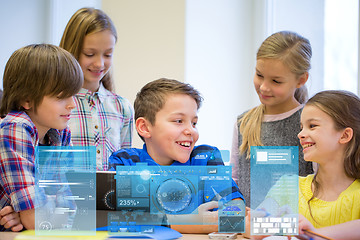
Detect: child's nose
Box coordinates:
(260, 80, 270, 92)
(184, 123, 195, 135)
(94, 56, 104, 67)
(68, 97, 76, 109)
(297, 129, 305, 139)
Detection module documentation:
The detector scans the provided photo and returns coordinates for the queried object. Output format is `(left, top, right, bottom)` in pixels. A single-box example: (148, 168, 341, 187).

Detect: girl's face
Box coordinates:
(78, 29, 116, 92)
(254, 58, 306, 114)
(298, 105, 346, 164)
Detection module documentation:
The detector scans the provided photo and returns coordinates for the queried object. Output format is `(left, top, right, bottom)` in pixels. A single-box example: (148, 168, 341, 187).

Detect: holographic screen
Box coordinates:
(250, 146, 299, 236)
(35, 146, 96, 235)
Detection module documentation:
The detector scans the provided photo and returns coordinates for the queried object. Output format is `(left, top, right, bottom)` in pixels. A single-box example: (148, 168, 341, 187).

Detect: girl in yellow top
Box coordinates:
(296, 90, 360, 239)
(246, 90, 360, 240)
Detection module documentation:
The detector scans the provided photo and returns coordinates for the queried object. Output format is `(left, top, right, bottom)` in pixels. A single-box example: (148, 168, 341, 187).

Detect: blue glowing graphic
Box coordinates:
(218, 199, 245, 233)
(35, 146, 96, 235)
(106, 164, 235, 235)
(250, 146, 299, 236)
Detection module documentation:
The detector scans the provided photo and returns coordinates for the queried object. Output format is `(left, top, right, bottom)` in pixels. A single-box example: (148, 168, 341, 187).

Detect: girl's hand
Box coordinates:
(0, 206, 24, 232)
(298, 214, 315, 235)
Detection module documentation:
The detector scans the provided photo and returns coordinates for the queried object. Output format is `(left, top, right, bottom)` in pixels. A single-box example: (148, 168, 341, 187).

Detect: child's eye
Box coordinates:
(105, 53, 113, 58)
(174, 119, 183, 124)
(309, 124, 317, 129)
(83, 53, 94, 57)
(256, 73, 263, 78)
(273, 79, 282, 84)
(192, 122, 197, 127)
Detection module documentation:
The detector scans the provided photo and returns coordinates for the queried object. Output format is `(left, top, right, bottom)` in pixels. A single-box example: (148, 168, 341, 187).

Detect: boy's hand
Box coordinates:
(0, 206, 24, 232)
(196, 201, 218, 224)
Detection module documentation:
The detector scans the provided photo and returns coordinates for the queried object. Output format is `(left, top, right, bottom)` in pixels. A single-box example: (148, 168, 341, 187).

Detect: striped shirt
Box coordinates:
(69, 84, 134, 170)
(0, 111, 71, 231)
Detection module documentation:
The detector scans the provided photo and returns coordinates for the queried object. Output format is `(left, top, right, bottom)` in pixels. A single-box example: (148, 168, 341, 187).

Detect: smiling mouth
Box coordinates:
(302, 143, 314, 149)
(176, 141, 191, 148)
(260, 93, 272, 98)
(61, 114, 71, 119)
(89, 69, 103, 73)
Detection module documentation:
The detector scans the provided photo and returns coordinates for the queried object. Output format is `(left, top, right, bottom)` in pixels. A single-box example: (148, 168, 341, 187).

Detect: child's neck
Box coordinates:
(314, 164, 355, 201)
(264, 100, 301, 115)
(83, 82, 100, 93)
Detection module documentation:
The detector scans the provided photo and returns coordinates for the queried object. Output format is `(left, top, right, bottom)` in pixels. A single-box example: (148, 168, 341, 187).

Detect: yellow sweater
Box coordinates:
(299, 175, 360, 228)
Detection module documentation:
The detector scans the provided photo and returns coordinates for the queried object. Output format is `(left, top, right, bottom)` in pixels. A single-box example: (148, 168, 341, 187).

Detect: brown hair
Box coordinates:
(134, 78, 202, 140)
(59, 7, 117, 91)
(0, 44, 83, 116)
(239, 31, 312, 157)
(305, 90, 360, 224)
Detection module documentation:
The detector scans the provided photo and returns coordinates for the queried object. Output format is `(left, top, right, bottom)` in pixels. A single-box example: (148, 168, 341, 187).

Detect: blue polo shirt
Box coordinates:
(109, 144, 244, 204)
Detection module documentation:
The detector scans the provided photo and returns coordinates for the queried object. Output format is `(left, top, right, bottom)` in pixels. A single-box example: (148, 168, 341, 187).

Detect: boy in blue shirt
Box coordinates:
(109, 78, 244, 233)
(0, 44, 83, 231)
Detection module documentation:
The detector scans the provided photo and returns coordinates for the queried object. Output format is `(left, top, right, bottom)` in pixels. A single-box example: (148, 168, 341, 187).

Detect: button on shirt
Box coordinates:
(69, 84, 134, 170)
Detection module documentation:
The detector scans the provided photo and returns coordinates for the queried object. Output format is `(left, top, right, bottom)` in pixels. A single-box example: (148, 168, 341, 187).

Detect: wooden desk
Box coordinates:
(0, 232, 246, 240)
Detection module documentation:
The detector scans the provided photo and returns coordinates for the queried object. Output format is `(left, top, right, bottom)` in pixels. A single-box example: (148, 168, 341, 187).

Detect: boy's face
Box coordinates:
(25, 95, 75, 141)
(145, 93, 199, 165)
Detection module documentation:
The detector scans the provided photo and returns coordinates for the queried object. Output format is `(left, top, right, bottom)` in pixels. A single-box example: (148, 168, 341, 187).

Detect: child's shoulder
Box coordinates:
(108, 147, 144, 168)
(192, 144, 219, 152)
(99, 85, 129, 101)
(1, 111, 34, 129)
(98, 86, 133, 110)
(110, 147, 142, 161)
(189, 144, 224, 166)
(0, 111, 38, 146)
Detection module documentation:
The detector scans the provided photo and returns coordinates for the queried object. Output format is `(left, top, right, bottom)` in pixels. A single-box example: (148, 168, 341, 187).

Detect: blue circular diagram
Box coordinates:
(156, 178, 192, 213)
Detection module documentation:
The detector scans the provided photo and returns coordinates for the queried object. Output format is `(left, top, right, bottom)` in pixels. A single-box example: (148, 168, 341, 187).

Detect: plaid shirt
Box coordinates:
(69, 84, 134, 171)
(109, 144, 245, 203)
(0, 111, 71, 229)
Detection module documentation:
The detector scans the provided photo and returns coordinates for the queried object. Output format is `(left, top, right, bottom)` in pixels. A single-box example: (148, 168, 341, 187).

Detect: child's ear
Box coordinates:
(136, 117, 152, 139)
(296, 72, 309, 88)
(339, 127, 353, 144)
(21, 100, 32, 110)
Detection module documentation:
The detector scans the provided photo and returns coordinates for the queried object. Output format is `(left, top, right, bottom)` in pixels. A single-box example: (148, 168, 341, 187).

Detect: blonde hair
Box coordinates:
(0, 44, 83, 116)
(239, 31, 312, 157)
(59, 7, 117, 92)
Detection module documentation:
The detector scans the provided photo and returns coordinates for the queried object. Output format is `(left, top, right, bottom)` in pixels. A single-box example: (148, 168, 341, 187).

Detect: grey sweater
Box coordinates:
(236, 108, 313, 207)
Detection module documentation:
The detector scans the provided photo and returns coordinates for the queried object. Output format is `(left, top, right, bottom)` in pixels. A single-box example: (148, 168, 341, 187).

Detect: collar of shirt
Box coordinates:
(77, 83, 109, 104)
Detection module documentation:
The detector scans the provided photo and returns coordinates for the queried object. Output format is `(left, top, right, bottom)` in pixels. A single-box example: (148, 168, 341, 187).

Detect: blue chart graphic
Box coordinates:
(109, 164, 235, 233)
(35, 146, 96, 235)
(250, 146, 299, 236)
(218, 199, 245, 233)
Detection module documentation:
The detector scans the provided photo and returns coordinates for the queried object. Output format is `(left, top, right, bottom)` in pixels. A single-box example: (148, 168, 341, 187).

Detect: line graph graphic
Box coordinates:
(219, 216, 245, 232)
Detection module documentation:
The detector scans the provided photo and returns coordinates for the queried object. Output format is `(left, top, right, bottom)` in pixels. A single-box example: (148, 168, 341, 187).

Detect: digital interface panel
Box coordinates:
(106, 164, 243, 235)
(218, 199, 245, 233)
(250, 146, 299, 236)
(35, 146, 96, 235)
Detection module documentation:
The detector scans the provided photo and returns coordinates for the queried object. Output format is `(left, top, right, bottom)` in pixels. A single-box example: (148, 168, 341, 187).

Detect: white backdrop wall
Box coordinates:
(102, 0, 186, 148)
(0, 0, 326, 153)
(0, 0, 101, 88)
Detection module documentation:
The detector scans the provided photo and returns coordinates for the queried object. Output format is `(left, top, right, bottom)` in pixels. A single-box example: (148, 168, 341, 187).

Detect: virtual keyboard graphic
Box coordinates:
(252, 216, 298, 235)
